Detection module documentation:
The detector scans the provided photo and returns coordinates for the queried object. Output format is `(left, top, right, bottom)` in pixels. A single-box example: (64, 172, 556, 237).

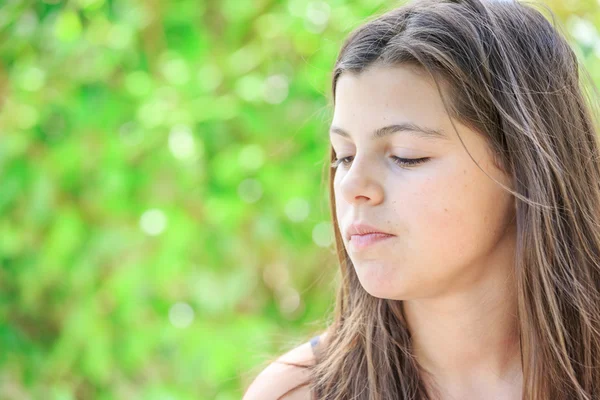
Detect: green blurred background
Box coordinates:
(0, 0, 598, 399)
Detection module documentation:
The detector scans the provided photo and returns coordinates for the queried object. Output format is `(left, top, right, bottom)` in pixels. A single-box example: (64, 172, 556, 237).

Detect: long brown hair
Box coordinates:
(278, 0, 600, 398)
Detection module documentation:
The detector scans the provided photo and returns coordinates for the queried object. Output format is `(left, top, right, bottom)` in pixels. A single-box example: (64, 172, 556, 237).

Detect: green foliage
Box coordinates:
(0, 0, 598, 398)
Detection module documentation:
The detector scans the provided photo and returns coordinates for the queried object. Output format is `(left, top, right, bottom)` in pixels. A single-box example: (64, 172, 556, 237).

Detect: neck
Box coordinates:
(403, 249, 522, 396)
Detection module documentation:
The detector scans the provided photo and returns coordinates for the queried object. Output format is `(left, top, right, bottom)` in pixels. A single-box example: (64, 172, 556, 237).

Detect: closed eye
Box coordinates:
(331, 156, 430, 169)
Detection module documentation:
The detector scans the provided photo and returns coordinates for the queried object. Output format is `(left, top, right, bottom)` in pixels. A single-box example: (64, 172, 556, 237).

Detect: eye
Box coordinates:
(330, 156, 354, 169)
(331, 156, 430, 169)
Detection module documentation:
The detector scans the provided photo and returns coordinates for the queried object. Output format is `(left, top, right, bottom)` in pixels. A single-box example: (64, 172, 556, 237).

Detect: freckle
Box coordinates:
(444, 208, 448, 212)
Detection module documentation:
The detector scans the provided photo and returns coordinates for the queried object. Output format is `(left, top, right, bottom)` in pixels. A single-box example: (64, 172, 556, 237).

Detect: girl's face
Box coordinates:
(331, 63, 517, 300)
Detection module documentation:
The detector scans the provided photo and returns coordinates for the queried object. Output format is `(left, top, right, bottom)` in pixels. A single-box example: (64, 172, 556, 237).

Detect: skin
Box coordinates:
(331, 63, 522, 399)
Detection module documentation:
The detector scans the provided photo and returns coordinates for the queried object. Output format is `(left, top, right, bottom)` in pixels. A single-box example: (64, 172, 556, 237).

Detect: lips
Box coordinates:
(349, 232, 395, 251)
(345, 222, 395, 241)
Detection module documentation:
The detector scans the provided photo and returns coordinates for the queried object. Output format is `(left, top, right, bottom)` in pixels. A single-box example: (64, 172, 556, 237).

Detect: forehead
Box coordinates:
(332, 64, 452, 137)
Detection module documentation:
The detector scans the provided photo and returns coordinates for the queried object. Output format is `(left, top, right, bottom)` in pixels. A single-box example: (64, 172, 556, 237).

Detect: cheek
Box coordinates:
(403, 171, 494, 255)
(333, 187, 346, 217)
(333, 174, 350, 215)
(407, 171, 512, 267)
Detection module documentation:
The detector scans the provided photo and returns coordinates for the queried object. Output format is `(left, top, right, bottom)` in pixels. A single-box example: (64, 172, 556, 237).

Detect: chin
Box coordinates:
(357, 275, 402, 299)
(355, 270, 421, 300)
(362, 288, 394, 299)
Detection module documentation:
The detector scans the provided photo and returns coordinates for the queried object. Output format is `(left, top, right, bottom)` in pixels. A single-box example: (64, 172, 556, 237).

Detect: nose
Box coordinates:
(336, 155, 384, 205)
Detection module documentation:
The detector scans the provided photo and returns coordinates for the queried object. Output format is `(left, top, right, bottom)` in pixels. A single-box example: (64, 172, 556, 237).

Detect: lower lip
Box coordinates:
(350, 233, 395, 251)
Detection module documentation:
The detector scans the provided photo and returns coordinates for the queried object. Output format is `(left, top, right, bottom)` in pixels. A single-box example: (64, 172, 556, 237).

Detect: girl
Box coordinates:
(244, 0, 600, 398)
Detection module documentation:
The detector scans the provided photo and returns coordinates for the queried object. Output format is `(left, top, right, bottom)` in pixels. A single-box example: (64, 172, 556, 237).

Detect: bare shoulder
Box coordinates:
(243, 331, 330, 400)
(242, 341, 314, 400)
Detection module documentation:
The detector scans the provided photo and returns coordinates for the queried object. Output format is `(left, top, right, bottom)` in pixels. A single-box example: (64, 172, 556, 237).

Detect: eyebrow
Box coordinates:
(329, 123, 449, 141)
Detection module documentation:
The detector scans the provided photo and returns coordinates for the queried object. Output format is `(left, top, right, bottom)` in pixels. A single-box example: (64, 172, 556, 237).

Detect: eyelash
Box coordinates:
(330, 156, 430, 169)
